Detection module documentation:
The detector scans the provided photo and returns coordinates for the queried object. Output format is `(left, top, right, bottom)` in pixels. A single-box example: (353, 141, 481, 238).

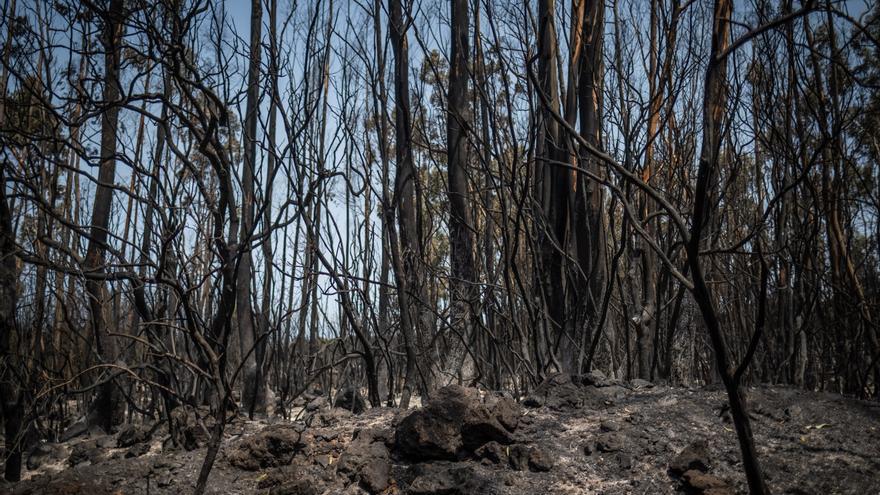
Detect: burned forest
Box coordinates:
(1, 0, 879, 494)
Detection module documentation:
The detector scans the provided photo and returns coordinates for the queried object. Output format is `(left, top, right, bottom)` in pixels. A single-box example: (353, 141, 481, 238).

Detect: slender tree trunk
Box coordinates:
(389, 0, 425, 407)
(239, 0, 264, 415)
(0, 156, 24, 482)
(536, 0, 569, 373)
(687, 1, 769, 493)
(84, 0, 126, 433)
(447, 0, 477, 377)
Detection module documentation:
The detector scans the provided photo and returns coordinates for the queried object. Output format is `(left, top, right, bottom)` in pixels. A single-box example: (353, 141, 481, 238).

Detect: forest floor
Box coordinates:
(5, 375, 880, 495)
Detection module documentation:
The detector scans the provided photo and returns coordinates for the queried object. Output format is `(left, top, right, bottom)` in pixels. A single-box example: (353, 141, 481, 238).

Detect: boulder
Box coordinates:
(336, 435, 391, 494)
(526, 445, 554, 472)
(682, 470, 733, 494)
(334, 388, 367, 414)
(306, 396, 328, 412)
(68, 442, 107, 467)
(124, 443, 151, 458)
(599, 421, 621, 432)
(669, 440, 711, 475)
(26, 442, 66, 471)
(474, 441, 507, 465)
(482, 393, 522, 431)
(309, 407, 353, 427)
(630, 378, 654, 389)
(406, 462, 491, 495)
(523, 373, 584, 410)
(581, 370, 612, 388)
(507, 443, 553, 472)
(116, 423, 152, 448)
(268, 480, 320, 495)
(395, 385, 516, 461)
(228, 425, 308, 470)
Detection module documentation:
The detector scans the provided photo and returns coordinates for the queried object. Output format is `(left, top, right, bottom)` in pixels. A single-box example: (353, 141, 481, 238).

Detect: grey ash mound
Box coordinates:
(7, 377, 880, 494)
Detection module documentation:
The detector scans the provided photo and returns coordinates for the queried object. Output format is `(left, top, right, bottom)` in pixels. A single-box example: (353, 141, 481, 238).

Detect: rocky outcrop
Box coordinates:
(333, 388, 367, 415)
(336, 432, 391, 493)
(395, 385, 519, 461)
(116, 423, 152, 448)
(227, 425, 308, 471)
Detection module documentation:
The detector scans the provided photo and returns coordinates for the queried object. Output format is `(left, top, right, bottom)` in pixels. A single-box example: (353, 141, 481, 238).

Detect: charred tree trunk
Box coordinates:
(239, 0, 265, 415)
(83, 0, 126, 433)
(389, 0, 425, 407)
(447, 0, 477, 375)
(687, 1, 769, 493)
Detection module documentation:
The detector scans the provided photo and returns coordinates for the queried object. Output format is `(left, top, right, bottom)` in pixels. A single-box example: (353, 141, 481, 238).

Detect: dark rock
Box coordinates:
(125, 442, 151, 458)
(617, 453, 633, 470)
(59, 420, 89, 442)
(395, 385, 515, 461)
(474, 441, 507, 464)
(483, 393, 522, 431)
(68, 442, 106, 466)
(334, 387, 367, 414)
(352, 427, 393, 446)
(581, 370, 611, 388)
(599, 421, 621, 432)
(527, 445, 554, 472)
(306, 396, 328, 412)
(228, 425, 307, 470)
(596, 432, 625, 453)
(784, 404, 803, 421)
(337, 436, 391, 494)
(407, 462, 491, 495)
(682, 470, 733, 494)
(310, 407, 353, 427)
(26, 443, 66, 470)
(170, 405, 213, 451)
(94, 434, 116, 449)
(9, 474, 117, 495)
(507, 444, 552, 472)
(630, 378, 654, 389)
(524, 373, 584, 410)
(508, 444, 529, 471)
(269, 480, 319, 495)
(116, 423, 152, 448)
(314, 454, 332, 469)
(669, 440, 711, 475)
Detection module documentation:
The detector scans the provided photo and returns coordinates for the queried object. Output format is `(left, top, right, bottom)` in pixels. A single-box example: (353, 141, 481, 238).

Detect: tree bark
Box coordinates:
(239, 0, 265, 415)
(687, 1, 769, 493)
(83, 0, 126, 433)
(447, 0, 476, 373)
(390, 0, 425, 407)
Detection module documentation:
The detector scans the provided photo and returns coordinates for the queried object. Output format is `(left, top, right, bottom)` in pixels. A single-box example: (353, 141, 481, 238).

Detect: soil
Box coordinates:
(4, 381, 879, 495)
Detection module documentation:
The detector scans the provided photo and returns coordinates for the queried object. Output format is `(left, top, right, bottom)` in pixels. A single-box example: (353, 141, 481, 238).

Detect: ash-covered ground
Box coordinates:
(6, 374, 879, 494)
